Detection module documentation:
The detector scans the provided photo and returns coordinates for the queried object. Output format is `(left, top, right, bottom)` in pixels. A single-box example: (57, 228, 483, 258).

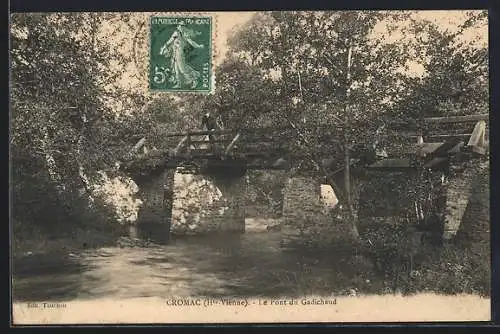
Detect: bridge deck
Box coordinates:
(122, 114, 488, 176)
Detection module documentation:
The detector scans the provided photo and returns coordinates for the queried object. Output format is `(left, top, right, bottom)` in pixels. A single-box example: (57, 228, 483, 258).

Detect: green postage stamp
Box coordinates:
(149, 16, 213, 93)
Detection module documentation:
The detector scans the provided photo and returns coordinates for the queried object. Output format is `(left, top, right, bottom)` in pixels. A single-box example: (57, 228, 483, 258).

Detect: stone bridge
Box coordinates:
(121, 126, 331, 238)
(121, 114, 489, 246)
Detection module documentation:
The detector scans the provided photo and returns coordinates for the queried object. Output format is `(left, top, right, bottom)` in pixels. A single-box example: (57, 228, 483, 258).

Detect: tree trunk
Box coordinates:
(344, 42, 360, 240)
(76, 109, 95, 204)
(41, 126, 66, 193)
(74, 17, 101, 205)
(344, 132, 359, 239)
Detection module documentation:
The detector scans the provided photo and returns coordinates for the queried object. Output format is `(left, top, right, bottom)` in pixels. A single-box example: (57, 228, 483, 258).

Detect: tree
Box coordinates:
(202, 55, 283, 129)
(209, 11, 419, 239)
(391, 12, 488, 121)
(10, 12, 147, 232)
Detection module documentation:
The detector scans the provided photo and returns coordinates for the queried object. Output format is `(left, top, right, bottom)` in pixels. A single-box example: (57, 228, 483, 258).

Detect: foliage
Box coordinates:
(10, 13, 144, 233)
(246, 171, 287, 217)
(390, 12, 488, 121)
(217, 12, 414, 147)
(199, 12, 422, 237)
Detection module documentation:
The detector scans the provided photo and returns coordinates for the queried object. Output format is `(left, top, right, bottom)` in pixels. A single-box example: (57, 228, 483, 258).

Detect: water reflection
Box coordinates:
(129, 223, 171, 245)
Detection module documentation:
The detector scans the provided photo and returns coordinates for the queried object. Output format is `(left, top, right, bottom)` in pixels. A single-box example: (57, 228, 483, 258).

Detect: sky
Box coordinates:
(181, 10, 487, 66)
(212, 12, 256, 65)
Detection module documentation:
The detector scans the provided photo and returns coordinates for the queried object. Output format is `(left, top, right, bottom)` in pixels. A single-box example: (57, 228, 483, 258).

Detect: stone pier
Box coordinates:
(170, 166, 246, 235)
(280, 177, 343, 248)
(136, 170, 174, 225)
(455, 159, 489, 243)
(444, 158, 488, 241)
(135, 169, 174, 242)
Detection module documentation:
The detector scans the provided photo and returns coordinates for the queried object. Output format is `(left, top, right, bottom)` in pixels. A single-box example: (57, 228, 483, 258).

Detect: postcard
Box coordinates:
(10, 10, 490, 324)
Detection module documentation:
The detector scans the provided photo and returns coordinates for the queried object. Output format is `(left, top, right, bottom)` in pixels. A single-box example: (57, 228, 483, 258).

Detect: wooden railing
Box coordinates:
(423, 114, 488, 124)
(171, 131, 244, 158)
(129, 114, 489, 163)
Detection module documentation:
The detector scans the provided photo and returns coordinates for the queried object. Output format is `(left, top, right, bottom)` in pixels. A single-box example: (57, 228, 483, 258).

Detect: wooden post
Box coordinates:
(130, 137, 147, 156)
(186, 134, 192, 156)
(173, 135, 189, 156)
(467, 120, 487, 155)
(225, 133, 241, 156)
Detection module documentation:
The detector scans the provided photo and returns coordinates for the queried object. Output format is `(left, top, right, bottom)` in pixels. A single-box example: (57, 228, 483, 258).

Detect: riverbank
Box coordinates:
(12, 293, 490, 324)
(11, 226, 126, 262)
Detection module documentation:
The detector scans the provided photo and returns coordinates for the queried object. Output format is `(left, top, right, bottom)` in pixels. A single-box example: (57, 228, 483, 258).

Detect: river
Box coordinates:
(12, 225, 384, 302)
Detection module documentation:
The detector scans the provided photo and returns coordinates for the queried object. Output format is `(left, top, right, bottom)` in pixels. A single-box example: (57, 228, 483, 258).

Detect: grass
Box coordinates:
(405, 242, 490, 296)
(254, 233, 490, 298)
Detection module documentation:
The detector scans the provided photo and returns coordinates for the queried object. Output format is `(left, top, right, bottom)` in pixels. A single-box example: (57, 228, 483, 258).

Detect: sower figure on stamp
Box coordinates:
(160, 23, 204, 89)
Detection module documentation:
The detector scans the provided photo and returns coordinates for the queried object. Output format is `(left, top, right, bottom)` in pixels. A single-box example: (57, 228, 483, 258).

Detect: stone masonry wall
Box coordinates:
(136, 169, 173, 226)
(280, 177, 346, 248)
(443, 156, 487, 241)
(448, 157, 489, 242)
(170, 168, 246, 235)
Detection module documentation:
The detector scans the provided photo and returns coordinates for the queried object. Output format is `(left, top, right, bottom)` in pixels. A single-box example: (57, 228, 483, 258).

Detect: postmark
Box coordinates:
(149, 16, 213, 93)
